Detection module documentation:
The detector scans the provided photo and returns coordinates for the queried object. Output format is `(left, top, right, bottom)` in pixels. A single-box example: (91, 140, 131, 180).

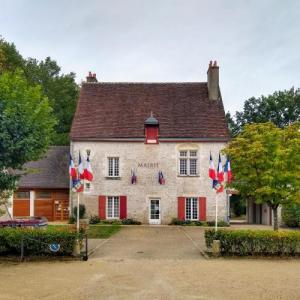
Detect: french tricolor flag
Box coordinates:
(217, 153, 224, 183)
(78, 152, 85, 180)
(83, 156, 94, 182)
(209, 153, 216, 180)
(69, 154, 77, 179)
(224, 157, 232, 184)
(216, 153, 224, 193)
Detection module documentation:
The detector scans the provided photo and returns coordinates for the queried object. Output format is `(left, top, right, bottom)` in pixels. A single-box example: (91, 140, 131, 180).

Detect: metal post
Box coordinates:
(215, 194, 218, 232)
(20, 236, 24, 262)
(77, 192, 80, 233)
(83, 233, 88, 261)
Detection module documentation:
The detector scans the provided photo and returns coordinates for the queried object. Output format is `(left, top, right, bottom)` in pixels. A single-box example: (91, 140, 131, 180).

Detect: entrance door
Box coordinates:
(149, 199, 161, 225)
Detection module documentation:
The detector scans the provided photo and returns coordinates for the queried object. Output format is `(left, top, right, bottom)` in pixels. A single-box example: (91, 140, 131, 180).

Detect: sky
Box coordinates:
(1, 0, 300, 114)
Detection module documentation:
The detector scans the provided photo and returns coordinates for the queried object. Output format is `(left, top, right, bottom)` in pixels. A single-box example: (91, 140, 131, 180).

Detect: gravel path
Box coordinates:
(1, 226, 300, 299)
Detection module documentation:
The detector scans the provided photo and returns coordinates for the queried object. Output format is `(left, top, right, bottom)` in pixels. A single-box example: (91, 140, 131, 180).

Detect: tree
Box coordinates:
(223, 122, 300, 230)
(0, 70, 56, 216)
(24, 57, 79, 145)
(227, 88, 300, 136)
(0, 37, 24, 73)
(1, 37, 79, 145)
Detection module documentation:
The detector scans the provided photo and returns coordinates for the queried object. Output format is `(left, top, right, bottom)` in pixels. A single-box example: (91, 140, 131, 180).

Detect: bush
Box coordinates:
(205, 229, 300, 256)
(73, 204, 86, 219)
(102, 219, 122, 225)
(68, 216, 76, 224)
(0, 227, 83, 256)
(282, 203, 300, 227)
(206, 220, 229, 227)
(121, 218, 141, 225)
(170, 218, 209, 226)
(89, 215, 101, 224)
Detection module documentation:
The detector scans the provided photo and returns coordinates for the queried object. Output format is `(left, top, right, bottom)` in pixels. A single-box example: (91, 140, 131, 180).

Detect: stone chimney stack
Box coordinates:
(86, 71, 98, 83)
(207, 60, 220, 100)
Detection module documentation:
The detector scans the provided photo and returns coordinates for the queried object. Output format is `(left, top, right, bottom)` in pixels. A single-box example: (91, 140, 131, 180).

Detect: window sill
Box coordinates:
(177, 175, 200, 177)
(105, 176, 121, 180)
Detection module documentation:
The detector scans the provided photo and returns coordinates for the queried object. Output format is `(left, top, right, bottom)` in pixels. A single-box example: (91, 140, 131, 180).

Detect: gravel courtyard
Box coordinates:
(1, 226, 300, 300)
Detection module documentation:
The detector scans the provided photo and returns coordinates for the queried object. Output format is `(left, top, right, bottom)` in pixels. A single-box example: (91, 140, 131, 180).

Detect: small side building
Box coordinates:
(11, 146, 70, 221)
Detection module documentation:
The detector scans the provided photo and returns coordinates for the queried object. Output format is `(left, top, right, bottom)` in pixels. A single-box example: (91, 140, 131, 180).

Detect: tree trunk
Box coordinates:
(272, 207, 279, 231)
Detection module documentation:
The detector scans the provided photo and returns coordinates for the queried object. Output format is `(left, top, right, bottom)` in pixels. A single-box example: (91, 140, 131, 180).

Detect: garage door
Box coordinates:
(34, 191, 54, 221)
(13, 191, 30, 217)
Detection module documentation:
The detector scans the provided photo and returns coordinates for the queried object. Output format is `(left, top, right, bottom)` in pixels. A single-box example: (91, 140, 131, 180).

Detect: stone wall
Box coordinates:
(71, 141, 228, 224)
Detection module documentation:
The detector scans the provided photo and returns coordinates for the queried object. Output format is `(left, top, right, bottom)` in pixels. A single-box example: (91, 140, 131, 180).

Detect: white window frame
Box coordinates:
(185, 197, 199, 221)
(179, 150, 198, 176)
(108, 157, 120, 177)
(106, 196, 120, 219)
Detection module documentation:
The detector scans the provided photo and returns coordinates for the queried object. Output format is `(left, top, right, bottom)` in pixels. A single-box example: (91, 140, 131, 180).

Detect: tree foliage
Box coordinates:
(223, 122, 300, 230)
(0, 37, 78, 145)
(227, 88, 300, 136)
(0, 70, 56, 212)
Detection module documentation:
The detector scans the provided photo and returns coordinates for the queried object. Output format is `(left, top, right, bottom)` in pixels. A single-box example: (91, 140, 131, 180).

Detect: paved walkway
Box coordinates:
(90, 226, 206, 260)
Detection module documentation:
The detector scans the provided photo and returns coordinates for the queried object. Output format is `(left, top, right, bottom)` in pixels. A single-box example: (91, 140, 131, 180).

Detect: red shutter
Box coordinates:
(145, 127, 158, 144)
(99, 196, 106, 219)
(120, 196, 127, 219)
(199, 197, 206, 221)
(178, 197, 185, 221)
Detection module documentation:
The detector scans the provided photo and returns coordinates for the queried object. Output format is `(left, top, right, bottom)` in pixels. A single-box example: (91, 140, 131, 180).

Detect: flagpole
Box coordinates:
(77, 192, 80, 233)
(215, 193, 218, 232)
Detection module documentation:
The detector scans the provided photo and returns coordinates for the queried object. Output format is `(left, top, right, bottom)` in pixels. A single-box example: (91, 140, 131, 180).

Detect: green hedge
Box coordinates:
(170, 218, 229, 227)
(0, 227, 83, 256)
(205, 229, 300, 256)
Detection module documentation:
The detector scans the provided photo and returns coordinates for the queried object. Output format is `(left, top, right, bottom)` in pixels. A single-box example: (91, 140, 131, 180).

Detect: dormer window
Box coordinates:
(144, 113, 159, 144)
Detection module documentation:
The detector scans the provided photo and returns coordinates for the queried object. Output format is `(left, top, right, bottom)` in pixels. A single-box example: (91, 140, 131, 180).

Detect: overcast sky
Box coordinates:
(1, 0, 299, 113)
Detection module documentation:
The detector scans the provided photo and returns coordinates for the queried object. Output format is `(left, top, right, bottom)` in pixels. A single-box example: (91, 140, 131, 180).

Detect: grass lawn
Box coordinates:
(47, 224, 121, 239)
(87, 225, 121, 239)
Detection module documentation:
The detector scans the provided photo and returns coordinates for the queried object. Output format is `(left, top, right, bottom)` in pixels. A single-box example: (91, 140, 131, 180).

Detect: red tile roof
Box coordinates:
(71, 82, 229, 141)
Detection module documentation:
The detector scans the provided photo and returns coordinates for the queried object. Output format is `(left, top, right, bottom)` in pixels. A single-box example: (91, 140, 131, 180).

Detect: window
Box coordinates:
(179, 150, 198, 176)
(36, 192, 52, 199)
(145, 126, 159, 144)
(108, 157, 119, 177)
(185, 197, 198, 220)
(107, 196, 119, 219)
(16, 191, 30, 199)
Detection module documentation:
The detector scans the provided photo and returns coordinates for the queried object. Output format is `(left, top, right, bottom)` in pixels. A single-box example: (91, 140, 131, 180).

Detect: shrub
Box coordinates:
(102, 219, 122, 225)
(73, 204, 86, 219)
(205, 229, 300, 256)
(206, 220, 229, 227)
(0, 227, 83, 256)
(170, 218, 216, 226)
(121, 218, 141, 225)
(68, 216, 76, 224)
(89, 215, 101, 224)
(282, 203, 300, 227)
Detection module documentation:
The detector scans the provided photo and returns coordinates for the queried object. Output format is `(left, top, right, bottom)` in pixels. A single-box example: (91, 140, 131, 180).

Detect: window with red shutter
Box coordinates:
(145, 126, 158, 144)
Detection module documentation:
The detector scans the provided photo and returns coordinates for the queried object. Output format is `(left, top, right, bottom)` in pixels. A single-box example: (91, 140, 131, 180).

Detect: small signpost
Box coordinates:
(49, 243, 60, 253)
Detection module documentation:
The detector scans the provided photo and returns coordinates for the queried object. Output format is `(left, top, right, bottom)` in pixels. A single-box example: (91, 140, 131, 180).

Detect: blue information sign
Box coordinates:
(49, 243, 60, 252)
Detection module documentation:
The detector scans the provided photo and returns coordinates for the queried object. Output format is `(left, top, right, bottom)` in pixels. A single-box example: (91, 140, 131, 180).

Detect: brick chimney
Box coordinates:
(207, 61, 220, 100)
(86, 71, 98, 83)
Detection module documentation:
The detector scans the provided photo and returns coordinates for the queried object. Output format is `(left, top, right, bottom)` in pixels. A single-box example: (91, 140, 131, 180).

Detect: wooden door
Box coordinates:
(53, 191, 69, 221)
(13, 191, 30, 217)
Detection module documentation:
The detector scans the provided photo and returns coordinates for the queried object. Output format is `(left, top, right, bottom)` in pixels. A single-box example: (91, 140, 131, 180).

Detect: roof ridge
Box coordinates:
(82, 81, 207, 85)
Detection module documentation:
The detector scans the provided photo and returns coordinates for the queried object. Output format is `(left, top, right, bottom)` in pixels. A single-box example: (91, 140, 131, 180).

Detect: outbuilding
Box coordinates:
(11, 146, 70, 221)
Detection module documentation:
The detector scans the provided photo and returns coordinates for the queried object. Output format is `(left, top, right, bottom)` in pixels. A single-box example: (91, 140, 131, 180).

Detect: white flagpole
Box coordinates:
(77, 192, 80, 233)
(215, 193, 218, 232)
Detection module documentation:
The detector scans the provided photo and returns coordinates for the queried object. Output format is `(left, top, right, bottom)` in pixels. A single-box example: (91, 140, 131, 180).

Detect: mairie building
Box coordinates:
(70, 62, 230, 224)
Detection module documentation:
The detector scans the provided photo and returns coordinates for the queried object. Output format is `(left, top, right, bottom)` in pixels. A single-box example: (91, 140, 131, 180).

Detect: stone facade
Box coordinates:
(71, 140, 228, 224)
